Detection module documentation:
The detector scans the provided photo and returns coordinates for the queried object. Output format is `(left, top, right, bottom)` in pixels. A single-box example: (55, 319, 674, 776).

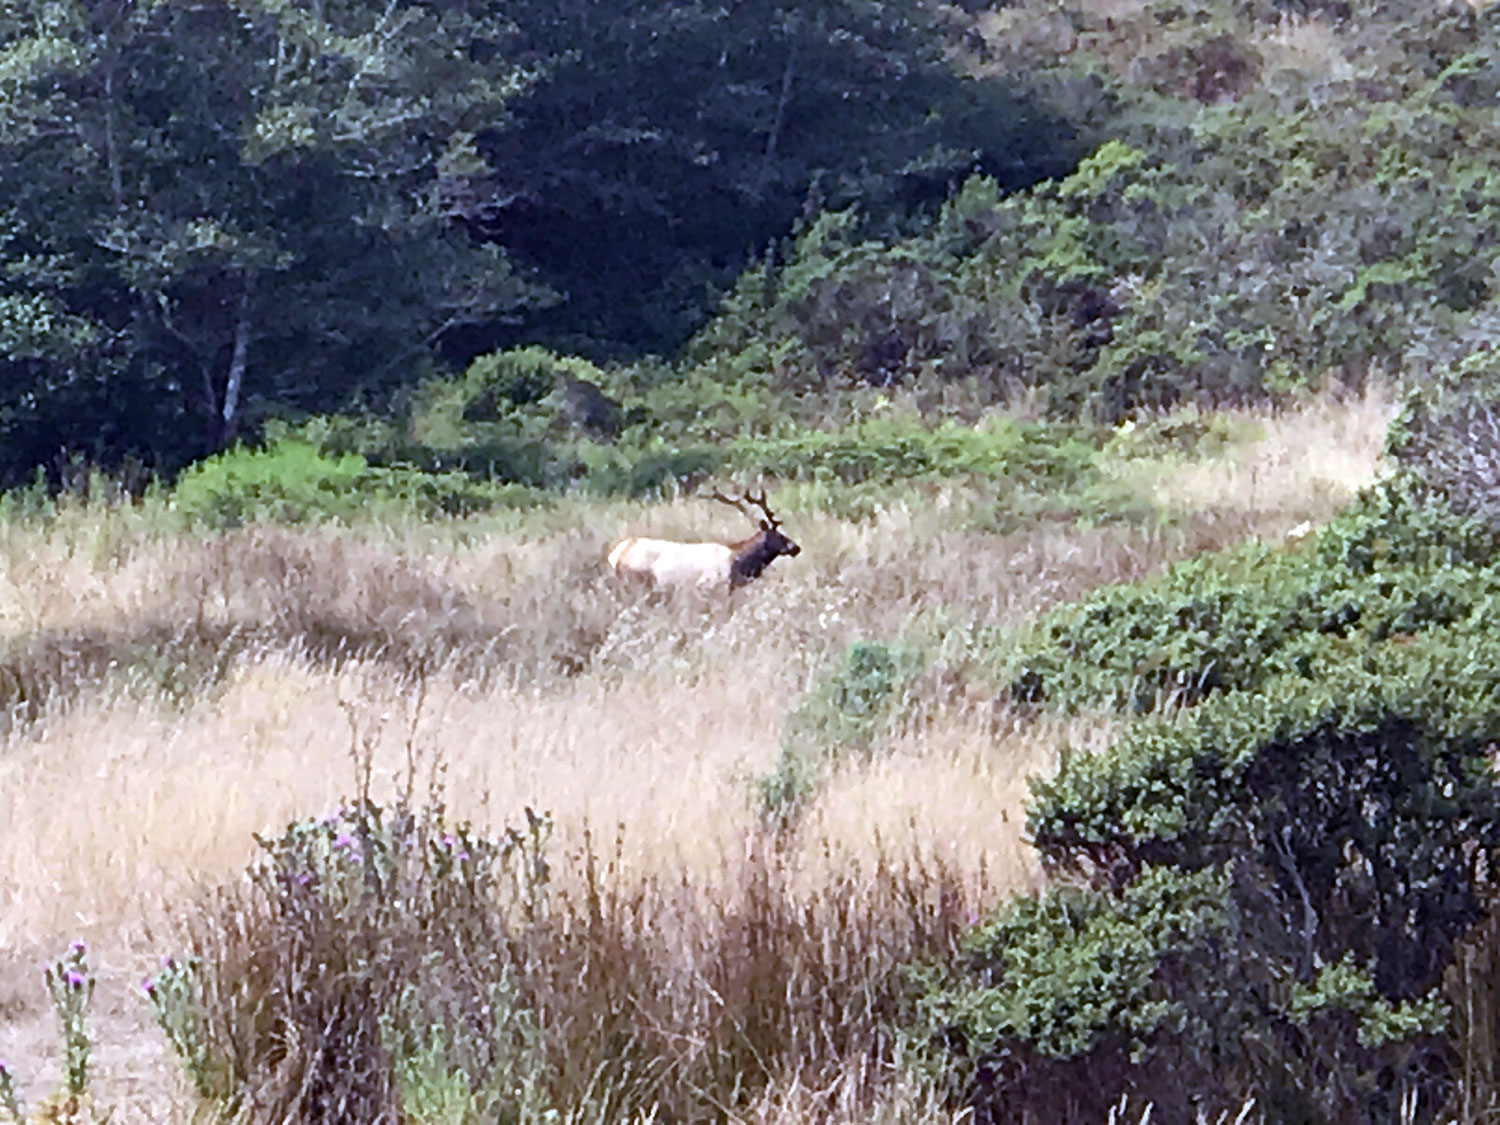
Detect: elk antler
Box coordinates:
(705, 487, 781, 528)
(742, 488, 780, 529)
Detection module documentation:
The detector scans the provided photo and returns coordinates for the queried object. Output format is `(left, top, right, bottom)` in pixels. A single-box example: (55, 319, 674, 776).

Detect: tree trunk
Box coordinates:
(760, 19, 800, 188)
(219, 275, 254, 447)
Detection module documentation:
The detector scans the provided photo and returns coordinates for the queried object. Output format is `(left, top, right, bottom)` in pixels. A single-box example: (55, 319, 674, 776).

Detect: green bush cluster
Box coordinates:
(163, 438, 523, 529)
(910, 620, 1500, 1123)
(277, 346, 1118, 507)
(908, 470, 1500, 1123)
(1002, 475, 1500, 713)
(1385, 357, 1500, 532)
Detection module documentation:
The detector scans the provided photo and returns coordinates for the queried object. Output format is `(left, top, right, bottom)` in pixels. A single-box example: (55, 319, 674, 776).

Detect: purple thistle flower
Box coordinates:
(441, 834, 457, 850)
(295, 873, 312, 886)
(456, 851, 470, 862)
(69, 939, 86, 956)
(65, 970, 85, 989)
(142, 978, 156, 995)
(332, 833, 353, 849)
(160, 956, 175, 969)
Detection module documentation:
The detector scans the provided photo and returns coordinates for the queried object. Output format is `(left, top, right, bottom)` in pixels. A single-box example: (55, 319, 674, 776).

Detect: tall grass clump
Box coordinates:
(154, 796, 553, 1124)
(160, 786, 983, 1124)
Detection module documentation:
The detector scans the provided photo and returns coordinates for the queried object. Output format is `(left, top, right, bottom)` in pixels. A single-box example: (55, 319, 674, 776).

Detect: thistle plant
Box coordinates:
(0, 942, 111, 1124)
(142, 957, 227, 1104)
(0, 1060, 21, 1123)
(43, 942, 94, 1099)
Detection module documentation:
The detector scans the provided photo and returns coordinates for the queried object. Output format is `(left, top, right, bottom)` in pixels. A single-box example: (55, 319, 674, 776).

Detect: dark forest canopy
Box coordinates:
(4, 0, 1500, 486)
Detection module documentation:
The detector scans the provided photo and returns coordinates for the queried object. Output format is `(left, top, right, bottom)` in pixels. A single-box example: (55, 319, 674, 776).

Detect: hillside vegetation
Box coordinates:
(6, 0, 1500, 1122)
(0, 388, 1387, 1125)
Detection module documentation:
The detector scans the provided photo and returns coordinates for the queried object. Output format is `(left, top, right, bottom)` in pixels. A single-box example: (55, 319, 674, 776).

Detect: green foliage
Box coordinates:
(157, 799, 555, 1123)
(476, 0, 1083, 356)
(353, 345, 1120, 504)
(144, 958, 227, 1106)
(908, 471, 1500, 1122)
(727, 416, 1096, 487)
(0, 0, 542, 483)
(914, 629, 1500, 1121)
(759, 641, 922, 826)
(905, 867, 1231, 1083)
(165, 439, 515, 529)
(1384, 357, 1500, 531)
(1004, 475, 1500, 712)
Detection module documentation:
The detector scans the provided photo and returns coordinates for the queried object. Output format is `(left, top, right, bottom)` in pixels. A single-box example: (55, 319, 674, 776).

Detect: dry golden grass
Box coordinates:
(0, 392, 1394, 1122)
(1104, 385, 1394, 531)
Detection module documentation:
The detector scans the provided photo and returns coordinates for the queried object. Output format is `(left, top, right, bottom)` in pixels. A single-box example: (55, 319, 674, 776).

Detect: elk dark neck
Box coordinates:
(730, 535, 779, 588)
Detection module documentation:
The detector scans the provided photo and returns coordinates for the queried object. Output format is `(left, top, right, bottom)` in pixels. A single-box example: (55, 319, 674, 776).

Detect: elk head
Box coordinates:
(707, 487, 801, 587)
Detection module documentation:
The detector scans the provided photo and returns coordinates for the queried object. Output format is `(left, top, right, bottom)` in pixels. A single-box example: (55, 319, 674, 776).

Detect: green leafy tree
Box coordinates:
(0, 0, 543, 482)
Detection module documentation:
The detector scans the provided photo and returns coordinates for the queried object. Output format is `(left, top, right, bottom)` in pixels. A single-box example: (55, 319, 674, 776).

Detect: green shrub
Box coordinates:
(903, 867, 1235, 1121)
(153, 800, 555, 1124)
(1004, 477, 1500, 713)
(727, 416, 1098, 487)
(1385, 359, 1500, 532)
(910, 626, 1500, 1123)
(166, 439, 515, 528)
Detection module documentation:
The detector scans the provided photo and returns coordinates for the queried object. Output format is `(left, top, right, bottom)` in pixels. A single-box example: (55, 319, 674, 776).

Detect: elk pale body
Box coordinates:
(608, 489, 801, 592)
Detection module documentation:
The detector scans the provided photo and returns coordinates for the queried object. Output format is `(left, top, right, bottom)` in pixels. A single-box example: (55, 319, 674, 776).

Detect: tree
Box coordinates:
(0, 0, 544, 482)
(459, 0, 1082, 356)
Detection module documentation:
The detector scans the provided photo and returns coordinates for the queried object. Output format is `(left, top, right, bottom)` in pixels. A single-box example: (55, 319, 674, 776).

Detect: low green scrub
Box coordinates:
(1003, 475, 1500, 712)
(758, 640, 923, 827)
(287, 359, 1123, 509)
(726, 416, 1096, 487)
(1386, 357, 1500, 532)
(907, 625, 1500, 1123)
(164, 438, 523, 529)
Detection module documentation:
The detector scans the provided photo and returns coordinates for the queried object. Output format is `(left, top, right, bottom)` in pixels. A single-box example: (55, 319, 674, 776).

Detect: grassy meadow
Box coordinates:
(0, 389, 1392, 1124)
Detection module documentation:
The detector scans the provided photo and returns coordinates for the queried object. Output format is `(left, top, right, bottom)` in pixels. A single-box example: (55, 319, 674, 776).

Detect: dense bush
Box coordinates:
(165, 439, 519, 528)
(1002, 475, 1500, 712)
(1386, 358, 1500, 531)
(909, 625, 1500, 1122)
(292, 351, 1120, 503)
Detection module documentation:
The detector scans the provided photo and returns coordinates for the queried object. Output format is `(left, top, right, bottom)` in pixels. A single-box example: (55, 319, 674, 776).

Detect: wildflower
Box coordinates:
(69, 939, 86, 956)
(457, 851, 470, 862)
(332, 833, 353, 850)
(441, 834, 457, 850)
(160, 956, 176, 970)
(65, 970, 85, 989)
(142, 978, 156, 995)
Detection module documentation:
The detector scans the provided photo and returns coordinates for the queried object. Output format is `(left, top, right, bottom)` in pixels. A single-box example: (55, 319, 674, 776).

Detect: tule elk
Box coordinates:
(607, 488, 802, 593)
